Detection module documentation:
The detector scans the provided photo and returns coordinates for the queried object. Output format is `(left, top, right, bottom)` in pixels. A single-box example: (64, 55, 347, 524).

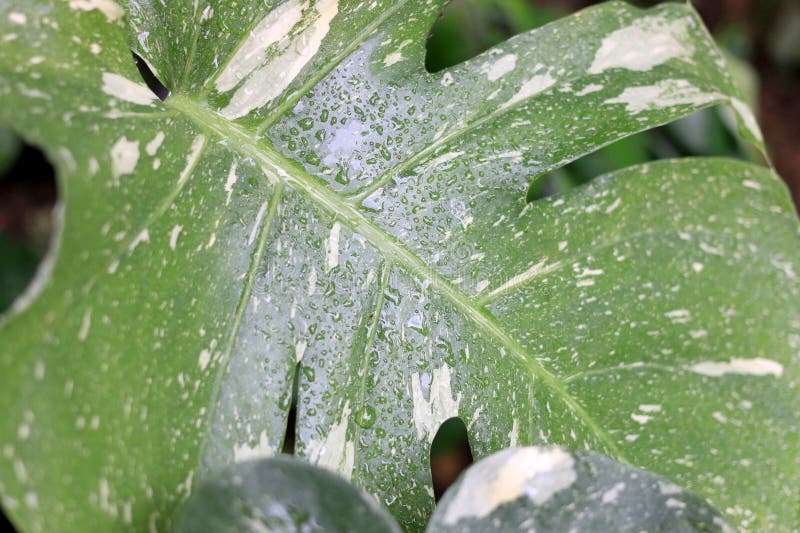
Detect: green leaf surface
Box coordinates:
(175, 456, 401, 533)
(428, 446, 735, 532)
(0, 1, 798, 532)
(0, 235, 38, 313)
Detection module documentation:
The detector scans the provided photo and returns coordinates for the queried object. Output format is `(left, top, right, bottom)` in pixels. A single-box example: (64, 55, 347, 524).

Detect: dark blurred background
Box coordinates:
(0, 0, 798, 522)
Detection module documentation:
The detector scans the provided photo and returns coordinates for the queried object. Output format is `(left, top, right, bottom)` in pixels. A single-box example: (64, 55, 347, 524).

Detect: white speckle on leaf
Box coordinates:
(666, 497, 687, 509)
(34, 360, 45, 380)
(101, 73, 156, 106)
(325, 222, 341, 271)
(221, 0, 339, 119)
(68, 0, 123, 21)
(248, 201, 268, 245)
(442, 447, 576, 525)
(604, 79, 720, 114)
(742, 179, 762, 191)
(486, 54, 517, 81)
(383, 51, 403, 66)
(631, 413, 653, 424)
(639, 404, 661, 413)
(23, 493, 37, 509)
(306, 401, 355, 480)
(576, 83, 603, 96)
(145, 131, 165, 156)
(8, 12, 26, 25)
(78, 309, 92, 341)
(110, 136, 140, 179)
(169, 225, 182, 251)
(198, 349, 211, 371)
(411, 365, 461, 441)
(419, 151, 463, 172)
(487, 259, 561, 299)
(295, 340, 307, 363)
(177, 135, 206, 185)
(504, 73, 557, 109)
(688, 358, 784, 377)
(233, 430, 273, 462)
(508, 419, 519, 446)
(224, 162, 239, 205)
(658, 481, 683, 495)
(128, 229, 149, 252)
(665, 309, 690, 324)
(307, 268, 317, 296)
(589, 14, 693, 74)
(601, 482, 625, 503)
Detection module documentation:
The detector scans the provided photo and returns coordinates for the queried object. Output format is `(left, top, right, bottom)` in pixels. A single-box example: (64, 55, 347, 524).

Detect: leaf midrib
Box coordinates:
(169, 94, 625, 460)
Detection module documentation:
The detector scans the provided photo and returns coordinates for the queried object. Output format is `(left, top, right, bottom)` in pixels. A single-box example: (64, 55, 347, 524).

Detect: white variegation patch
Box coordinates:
(442, 447, 577, 525)
(589, 14, 693, 74)
(306, 401, 355, 480)
(604, 79, 721, 114)
(219, 0, 339, 119)
(411, 365, 461, 441)
(101, 73, 156, 106)
(68, 0, 123, 21)
(688, 358, 784, 378)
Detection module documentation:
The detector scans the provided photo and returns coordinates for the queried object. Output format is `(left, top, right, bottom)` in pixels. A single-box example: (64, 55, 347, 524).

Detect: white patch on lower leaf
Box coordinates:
(68, 0, 123, 21)
(603, 79, 721, 114)
(306, 401, 355, 480)
(233, 430, 273, 462)
(601, 481, 625, 503)
(110, 136, 140, 179)
(101, 73, 156, 106)
(442, 447, 577, 525)
(688, 358, 784, 378)
(411, 365, 462, 441)
(588, 14, 693, 74)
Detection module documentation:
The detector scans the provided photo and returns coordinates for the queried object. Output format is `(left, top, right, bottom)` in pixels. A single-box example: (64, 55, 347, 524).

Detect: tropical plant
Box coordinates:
(0, 0, 797, 531)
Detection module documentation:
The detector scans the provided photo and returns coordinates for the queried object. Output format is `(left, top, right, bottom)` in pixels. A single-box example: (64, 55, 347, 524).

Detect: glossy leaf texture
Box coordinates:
(175, 456, 401, 533)
(428, 446, 735, 532)
(0, 1, 798, 531)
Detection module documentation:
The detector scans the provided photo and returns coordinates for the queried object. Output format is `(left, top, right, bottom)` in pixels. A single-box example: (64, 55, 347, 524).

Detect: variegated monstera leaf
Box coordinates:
(0, 1, 798, 531)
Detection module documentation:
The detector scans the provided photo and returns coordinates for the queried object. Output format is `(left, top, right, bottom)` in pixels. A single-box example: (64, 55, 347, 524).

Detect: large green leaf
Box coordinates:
(0, 1, 798, 531)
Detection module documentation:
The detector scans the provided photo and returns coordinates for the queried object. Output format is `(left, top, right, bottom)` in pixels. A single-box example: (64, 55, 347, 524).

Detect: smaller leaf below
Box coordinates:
(428, 446, 736, 533)
(175, 456, 401, 533)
